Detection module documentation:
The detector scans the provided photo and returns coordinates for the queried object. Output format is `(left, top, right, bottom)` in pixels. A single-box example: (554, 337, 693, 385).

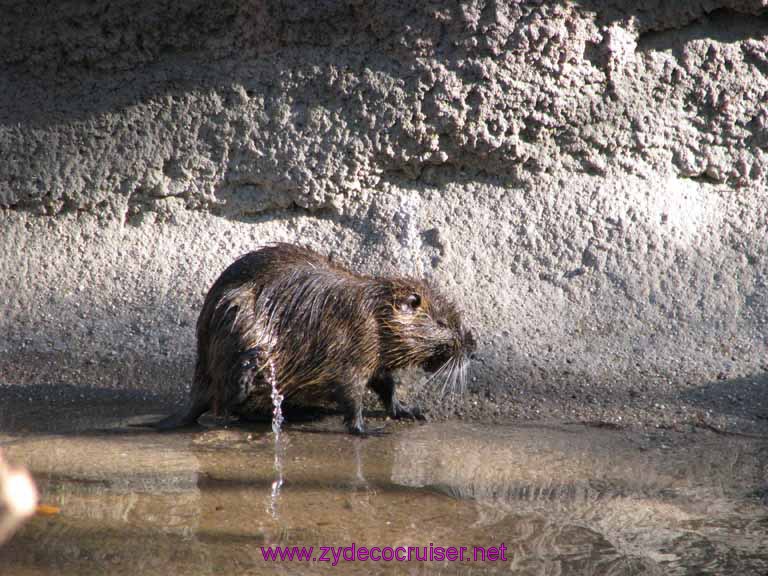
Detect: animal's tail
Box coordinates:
(153, 399, 209, 431)
(154, 362, 211, 432)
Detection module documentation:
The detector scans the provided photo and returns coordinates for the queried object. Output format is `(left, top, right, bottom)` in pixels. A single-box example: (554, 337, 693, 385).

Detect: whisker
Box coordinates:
(451, 358, 462, 397)
(426, 361, 452, 389)
(442, 357, 460, 399)
(438, 360, 456, 398)
(455, 358, 464, 395)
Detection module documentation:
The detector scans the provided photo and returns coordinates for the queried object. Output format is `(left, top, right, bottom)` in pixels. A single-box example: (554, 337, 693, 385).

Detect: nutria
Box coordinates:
(156, 243, 476, 435)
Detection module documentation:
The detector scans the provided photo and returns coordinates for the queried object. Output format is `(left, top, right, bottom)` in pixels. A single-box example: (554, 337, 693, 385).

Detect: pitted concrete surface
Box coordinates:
(1, 1, 767, 431)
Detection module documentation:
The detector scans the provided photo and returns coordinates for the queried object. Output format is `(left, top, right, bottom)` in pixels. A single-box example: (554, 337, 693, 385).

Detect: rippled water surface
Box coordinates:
(0, 394, 766, 575)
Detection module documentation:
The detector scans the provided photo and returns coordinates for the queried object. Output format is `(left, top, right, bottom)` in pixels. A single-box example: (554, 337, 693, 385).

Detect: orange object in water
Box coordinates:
(35, 504, 60, 516)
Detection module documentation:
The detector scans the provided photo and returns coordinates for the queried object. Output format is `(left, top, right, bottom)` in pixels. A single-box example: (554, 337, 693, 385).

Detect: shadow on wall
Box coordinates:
(631, 7, 768, 52)
(581, 2, 768, 38)
(0, 382, 178, 436)
(3, 0, 768, 218)
(1, 0, 461, 127)
(679, 372, 768, 423)
(0, 347, 192, 404)
(3, 1, 767, 125)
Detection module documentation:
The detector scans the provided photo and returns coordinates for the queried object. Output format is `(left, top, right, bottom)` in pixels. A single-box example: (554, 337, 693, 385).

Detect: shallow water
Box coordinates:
(0, 399, 766, 575)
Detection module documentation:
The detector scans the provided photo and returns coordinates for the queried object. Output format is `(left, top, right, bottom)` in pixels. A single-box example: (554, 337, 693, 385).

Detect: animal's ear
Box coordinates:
(399, 293, 421, 312)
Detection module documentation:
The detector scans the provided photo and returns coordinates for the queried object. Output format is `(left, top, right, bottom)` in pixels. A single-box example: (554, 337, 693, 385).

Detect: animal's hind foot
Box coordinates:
(347, 422, 387, 437)
(390, 401, 425, 421)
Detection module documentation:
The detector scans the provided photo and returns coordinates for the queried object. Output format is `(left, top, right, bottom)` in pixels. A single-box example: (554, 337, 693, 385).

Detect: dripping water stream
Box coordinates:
(266, 360, 284, 519)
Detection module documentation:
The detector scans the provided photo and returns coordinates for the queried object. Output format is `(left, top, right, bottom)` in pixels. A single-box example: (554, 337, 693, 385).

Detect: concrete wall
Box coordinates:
(1, 1, 766, 424)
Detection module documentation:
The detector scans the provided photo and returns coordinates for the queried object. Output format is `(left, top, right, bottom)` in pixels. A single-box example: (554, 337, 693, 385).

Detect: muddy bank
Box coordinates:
(2, 355, 767, 437)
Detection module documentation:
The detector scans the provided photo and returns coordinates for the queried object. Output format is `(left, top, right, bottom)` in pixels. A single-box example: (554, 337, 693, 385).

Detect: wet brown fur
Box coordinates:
(156, 243, 475, 434)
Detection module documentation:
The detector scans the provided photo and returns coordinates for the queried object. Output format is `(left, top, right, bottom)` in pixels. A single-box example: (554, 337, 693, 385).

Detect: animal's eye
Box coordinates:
(402, 293, 421, 311)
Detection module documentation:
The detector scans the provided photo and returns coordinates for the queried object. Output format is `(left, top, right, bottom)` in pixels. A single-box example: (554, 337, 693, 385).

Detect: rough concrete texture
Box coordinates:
(1, 1, 767, 431)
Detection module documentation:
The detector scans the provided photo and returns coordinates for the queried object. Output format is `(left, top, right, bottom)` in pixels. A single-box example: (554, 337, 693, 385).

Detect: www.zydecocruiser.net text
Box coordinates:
(261, 544, 509, 566)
